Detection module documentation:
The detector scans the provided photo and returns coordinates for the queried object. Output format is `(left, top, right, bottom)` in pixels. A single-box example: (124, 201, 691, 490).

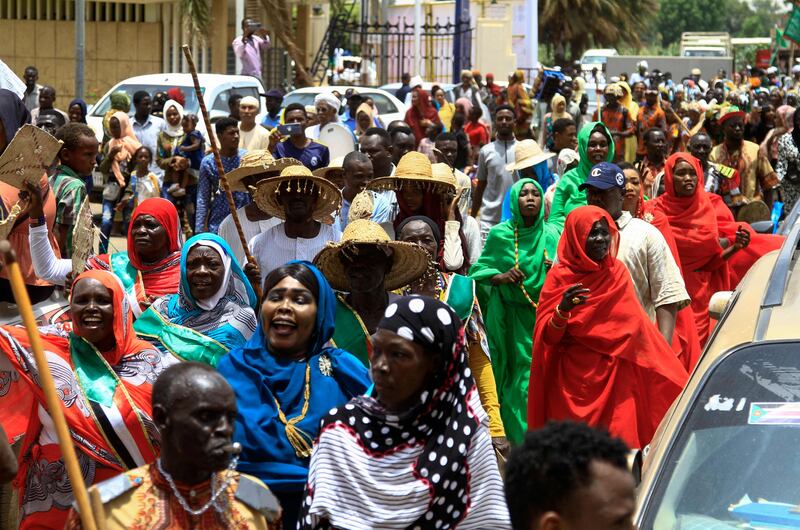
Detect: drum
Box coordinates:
(736, 199, 770, 224)
(318, 122, 357, 161)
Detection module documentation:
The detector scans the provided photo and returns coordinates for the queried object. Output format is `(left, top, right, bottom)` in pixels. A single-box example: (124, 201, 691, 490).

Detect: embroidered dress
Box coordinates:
(0, 270, 178, 529)
(64, 463, 280, 529)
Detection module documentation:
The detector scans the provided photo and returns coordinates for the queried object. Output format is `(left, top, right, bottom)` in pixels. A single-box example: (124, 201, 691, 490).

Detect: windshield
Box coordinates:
(90, 84, 201, 117)
(640, 342, 800, 529)
(283, 91, 401, 115)
(582, 56, 609, 64)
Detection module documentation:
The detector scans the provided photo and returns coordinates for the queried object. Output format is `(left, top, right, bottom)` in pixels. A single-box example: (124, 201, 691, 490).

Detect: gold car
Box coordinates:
(635, 222, 800, 529)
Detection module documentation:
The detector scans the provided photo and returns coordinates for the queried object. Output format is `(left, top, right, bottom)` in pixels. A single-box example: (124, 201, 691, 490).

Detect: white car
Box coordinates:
(282, 86, 406, 129)
(86, 73, 266, 142)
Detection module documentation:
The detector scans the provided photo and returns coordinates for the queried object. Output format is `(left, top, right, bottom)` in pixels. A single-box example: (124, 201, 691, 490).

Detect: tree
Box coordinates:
(181, 0, 211, 41)
(539, 0, 659, 63)
(656, 0, 727, 47)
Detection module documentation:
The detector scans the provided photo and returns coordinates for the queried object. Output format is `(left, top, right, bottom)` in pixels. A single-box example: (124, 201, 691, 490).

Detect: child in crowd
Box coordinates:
(418, 122, 444, 163)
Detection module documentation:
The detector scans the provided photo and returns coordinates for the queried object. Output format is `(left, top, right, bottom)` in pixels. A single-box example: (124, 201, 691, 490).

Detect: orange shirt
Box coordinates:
(637, 105, 666, 156)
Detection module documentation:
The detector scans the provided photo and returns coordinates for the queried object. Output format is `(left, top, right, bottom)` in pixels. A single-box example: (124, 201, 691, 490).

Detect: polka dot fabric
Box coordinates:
(300, 295, 486, 529)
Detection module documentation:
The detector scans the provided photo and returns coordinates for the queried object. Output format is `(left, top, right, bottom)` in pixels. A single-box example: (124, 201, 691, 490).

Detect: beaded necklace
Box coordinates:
(513, 223, 542, 310)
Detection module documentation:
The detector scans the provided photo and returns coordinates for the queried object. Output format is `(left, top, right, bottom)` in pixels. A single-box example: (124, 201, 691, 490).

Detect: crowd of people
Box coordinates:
(0, 57, 795, 529)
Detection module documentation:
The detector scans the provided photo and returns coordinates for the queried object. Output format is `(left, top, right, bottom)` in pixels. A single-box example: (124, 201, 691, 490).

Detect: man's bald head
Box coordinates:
(152, 362, 233, 411)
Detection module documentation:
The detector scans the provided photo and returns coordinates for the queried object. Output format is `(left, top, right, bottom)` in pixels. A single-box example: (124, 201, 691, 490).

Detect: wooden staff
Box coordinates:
(180, 46, 262, 297)
(0, 241, 98, 530)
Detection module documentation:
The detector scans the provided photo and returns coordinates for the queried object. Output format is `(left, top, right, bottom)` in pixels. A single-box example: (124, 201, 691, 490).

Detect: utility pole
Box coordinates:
(75, 0, 85, 99)
(414, 0, 422, 76)
(525, 0, 538, 72)
(452, 0, 470, 83)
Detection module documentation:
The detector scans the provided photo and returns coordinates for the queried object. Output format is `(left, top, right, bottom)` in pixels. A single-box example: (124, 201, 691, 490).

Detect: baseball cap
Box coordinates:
(579, 162, 625, 191)
(264, 89, 284, 99)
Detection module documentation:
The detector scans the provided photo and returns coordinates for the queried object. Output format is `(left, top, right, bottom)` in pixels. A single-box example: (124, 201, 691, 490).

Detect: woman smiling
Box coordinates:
(300, 296, 511, 529)
(133, 233, 258, 365)
(217, 261, 371, 530)
(0, 270, 177, 528)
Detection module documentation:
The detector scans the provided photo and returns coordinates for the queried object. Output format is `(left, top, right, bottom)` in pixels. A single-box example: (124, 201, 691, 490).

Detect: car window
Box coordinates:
(282, 93, 317, 109)
(90, 84, 200, 116)
(363, 93, 397, 115)
(211, 87, 259, 113)
(640, 342, 800, 530)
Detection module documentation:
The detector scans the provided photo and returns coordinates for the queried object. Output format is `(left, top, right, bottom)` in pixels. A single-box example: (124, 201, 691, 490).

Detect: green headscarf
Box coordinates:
(470, 178, 559, 304)
(547, 121, 614, 229)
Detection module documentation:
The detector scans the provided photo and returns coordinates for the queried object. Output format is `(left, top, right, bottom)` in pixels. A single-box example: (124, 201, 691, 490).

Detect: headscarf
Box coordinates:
(649, 153, 723, 273)
(166, 87, 186, 107)
(396, 214, 442, 245)
(126, 198, 183, 272)
(0, 269, 167, 471)
(573, 76, 586, 104)
(455, 96, 473, 115)
(107, 111, 142, 186)
(404, 88, 441, 146)
(549, 93, 570, 121)
(109, 91, 131, 111)
(471, 179, 560, 306)
(301, 295, 511, 529)
(355, 102, 375, 136)
(0, 89, 30, 149)
(548, 121, 615, 228)
(68, 98, 88, 123)
(138, 234, 257, 364)
(617, 81, 640, 119)
(791, 103, 800, 149)
(314, 92, 342, 113)
(217, 261, 371, 491)
(528, 206, 688, 448)
(161, 99, 184, 137)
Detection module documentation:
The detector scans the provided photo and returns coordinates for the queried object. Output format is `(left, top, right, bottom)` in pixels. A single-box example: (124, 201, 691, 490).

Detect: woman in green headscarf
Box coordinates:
(547, 121, 614, 229)
(469, 178, 561, 444)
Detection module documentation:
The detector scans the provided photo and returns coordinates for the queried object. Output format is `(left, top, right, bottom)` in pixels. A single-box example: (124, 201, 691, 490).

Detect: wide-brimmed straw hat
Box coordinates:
(505, 139, 556, 172)
(368, 151, 455, 196)
(227, 150, 302, 192)
(314, 219, 429, 291)
(251, 165, 342, 223)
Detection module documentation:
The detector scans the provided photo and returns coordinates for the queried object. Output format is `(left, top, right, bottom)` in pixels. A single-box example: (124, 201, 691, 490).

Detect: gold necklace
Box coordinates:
(274, 362, 314, 458)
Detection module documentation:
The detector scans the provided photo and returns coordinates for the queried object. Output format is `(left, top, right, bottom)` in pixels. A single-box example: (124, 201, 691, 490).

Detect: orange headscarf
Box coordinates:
(107, 111, 142, 186)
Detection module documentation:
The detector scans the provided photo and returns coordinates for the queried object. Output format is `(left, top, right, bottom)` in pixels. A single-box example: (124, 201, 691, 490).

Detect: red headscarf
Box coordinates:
(167, 87, 186, 107)
(528, 206, 688, 448)
(404, 88, 442, 146)
(0, 270, 163, 497)
(650, 153, 730, 345)
(88, 198, 182, 304)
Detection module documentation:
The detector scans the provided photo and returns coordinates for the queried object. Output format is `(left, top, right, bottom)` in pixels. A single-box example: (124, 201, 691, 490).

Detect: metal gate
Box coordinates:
(315, 16, 472, 86)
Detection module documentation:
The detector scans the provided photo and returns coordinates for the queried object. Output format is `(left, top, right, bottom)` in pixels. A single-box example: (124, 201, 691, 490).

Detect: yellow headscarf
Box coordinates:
(617, 81, 640, 119)
(550, 94, 571, 121)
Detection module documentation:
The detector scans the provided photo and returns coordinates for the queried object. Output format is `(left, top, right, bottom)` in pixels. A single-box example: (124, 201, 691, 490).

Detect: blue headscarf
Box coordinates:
(68, 98, 88, 123)
(217, 261, 371, 492)
(137, 233, 258, 357)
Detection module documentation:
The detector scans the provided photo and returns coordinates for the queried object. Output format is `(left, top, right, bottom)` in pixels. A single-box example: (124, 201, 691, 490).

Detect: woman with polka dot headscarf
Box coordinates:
(299, 295, 511, 529)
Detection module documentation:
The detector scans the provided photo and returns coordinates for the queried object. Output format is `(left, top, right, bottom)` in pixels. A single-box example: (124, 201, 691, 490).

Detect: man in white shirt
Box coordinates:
(238, 96, 272, 151)
(131, 90, 165, 178)
(582, 162, 689, 345)
(246, 165, 342, 287)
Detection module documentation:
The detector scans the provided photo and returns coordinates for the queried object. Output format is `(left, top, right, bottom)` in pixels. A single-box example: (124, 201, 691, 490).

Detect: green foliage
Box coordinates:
(655, 0, 787, 48)
(181, 0, 211, 40)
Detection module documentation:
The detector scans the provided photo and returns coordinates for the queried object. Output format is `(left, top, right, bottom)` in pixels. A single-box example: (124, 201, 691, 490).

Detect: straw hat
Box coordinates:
(312, 156, 345, 188)
(314, 219, 429, 291)
(227, 150, 302, 192)
(251, 165, 343, 223)
(505, 139, 556, 172)
(368, 151, 455, 196)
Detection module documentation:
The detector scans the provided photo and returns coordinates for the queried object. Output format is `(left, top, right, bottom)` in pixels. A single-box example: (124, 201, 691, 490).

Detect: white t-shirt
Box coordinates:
(239, 123, 272, 151)
(218, 206, 282, 266)
(249, 222, 342, 282)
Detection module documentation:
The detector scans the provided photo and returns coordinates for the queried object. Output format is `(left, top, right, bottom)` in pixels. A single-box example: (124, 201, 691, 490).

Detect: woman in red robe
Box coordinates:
(404, 88, 442, 147)
(528, 206, 688, 449)
(649, 153, 750, 346)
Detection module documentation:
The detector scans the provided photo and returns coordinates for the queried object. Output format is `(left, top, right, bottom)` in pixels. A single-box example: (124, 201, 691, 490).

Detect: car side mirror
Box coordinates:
(750, 220, 774, 234)
(709, 290, 734, 321)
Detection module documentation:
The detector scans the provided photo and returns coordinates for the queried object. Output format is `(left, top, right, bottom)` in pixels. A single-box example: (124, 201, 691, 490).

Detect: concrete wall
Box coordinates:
(2, 19, 162, 103)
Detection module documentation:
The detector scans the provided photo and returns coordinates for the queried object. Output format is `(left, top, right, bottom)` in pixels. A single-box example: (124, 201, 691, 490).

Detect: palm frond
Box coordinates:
(181, 0, 211, 41)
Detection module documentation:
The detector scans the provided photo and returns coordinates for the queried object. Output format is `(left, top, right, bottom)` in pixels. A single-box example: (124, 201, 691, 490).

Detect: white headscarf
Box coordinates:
(187, 239, 233, 311)
(556, 148, 580, 177)
(314, 92, 342, 112)
(162, 99, 184, 137)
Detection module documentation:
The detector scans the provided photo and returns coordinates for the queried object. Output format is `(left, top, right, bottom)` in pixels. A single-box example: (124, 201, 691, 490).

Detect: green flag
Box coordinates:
(784, 7, 800, 45)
